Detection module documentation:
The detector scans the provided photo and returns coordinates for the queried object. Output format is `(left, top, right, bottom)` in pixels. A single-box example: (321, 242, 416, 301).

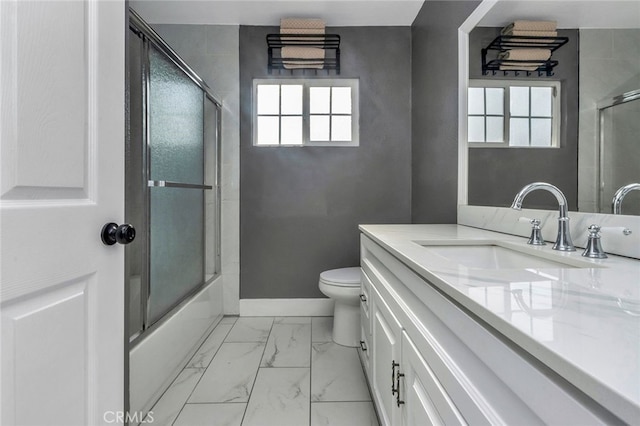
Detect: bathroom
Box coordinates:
(1, 0, 639, 425)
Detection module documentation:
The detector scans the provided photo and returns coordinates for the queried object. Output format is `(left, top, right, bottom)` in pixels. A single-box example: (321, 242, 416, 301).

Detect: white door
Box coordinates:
(1, 1, 126, 425)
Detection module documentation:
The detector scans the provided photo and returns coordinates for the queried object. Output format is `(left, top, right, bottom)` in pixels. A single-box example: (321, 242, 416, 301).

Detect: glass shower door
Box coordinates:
(147, 45, 206, 324)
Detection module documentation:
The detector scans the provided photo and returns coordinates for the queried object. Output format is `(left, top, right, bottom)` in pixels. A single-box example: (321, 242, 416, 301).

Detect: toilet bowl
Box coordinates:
(318, 267, 361, 347)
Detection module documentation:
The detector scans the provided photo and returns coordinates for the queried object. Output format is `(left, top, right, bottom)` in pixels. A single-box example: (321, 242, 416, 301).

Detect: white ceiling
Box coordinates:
(477, 0, 640, 29)
(130, 0, 426, 26)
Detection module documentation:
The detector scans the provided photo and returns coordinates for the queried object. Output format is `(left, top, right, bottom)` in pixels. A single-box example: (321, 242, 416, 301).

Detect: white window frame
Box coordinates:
(468, 79, 561, 149)
(253, 78, 360, 147)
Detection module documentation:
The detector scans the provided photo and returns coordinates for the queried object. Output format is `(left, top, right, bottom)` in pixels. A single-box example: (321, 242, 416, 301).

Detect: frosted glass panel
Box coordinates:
(510, 118, 530, 146)
(510, 87, 530, 116)
(531, 87, 552, 117)
(257, 85, 280, 114)
(468, 116, 485, 142)
(531, 118, 552, 146)
(331, 116, 351, 141)
(468, 88, 484, 114)
(310, 87, 330, 113)
(310, 115, 330, 141)
(149, 47, 204, 184)
(281, 116, 303, 145)
(332, 87, 351, 114)
(486, 88, 504, 115)
(486, 117, 504, 142)
(257, 116, 279, 145)
(149, 187, 204, 324)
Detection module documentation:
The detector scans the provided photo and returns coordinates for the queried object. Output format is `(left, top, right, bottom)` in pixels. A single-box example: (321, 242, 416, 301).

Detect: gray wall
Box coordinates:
(467, 27, 580, 210)
(411, 1, 481, 223)
(240, 26, 412, 299)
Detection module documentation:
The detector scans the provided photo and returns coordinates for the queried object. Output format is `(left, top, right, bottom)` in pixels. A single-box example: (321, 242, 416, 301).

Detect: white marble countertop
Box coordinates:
(359, 224, 640, 424)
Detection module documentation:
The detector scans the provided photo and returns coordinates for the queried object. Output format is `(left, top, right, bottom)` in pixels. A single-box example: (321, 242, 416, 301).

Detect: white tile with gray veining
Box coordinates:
(146, 367, 206, 425)
(311, 401, 379, 426)
(274, 316, 311, 324)
(311, 342, 371, 402)
(219, 316, 239, 325)
(224, 317, 274, 342)
(173, 403, 246, 426)
(242, 368, 311, 426)
(186, 323, 234, 369)
(189, 342, 264, 403)
(311, 317, 333, 343)
(260, 322, 311, 367)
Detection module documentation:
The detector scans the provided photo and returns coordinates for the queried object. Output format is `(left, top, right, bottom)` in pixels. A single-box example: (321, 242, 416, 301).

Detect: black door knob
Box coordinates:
(101, 222, 136, 246)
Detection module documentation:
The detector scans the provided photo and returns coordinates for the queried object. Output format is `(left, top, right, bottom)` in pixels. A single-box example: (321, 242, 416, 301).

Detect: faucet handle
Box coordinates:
(582, 225, 608, 259)
(599, 226, 632, 236)
(519, 217, 546, 246)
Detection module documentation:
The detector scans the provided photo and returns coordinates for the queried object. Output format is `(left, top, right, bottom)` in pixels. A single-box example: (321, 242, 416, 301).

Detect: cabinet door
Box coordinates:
(359, 270, 373, 375)
(371, 285, 403, 426)
(400, 331, 466, 426)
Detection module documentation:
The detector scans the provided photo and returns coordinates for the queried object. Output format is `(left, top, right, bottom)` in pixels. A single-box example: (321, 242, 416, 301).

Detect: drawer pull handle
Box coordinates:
(391, 361, 400, 395)
(360, 294, 367, 302)
(396, 370, 405, 407)
(359, 340, 367, 351)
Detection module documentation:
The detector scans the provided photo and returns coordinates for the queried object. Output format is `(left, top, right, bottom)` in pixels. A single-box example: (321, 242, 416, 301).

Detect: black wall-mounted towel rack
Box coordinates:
(482, 35, 569, 77)
(266, 33, 341, 74)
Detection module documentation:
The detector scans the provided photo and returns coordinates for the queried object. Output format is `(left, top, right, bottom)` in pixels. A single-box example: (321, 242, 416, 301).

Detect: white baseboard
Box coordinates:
(239, 298, 335, 317)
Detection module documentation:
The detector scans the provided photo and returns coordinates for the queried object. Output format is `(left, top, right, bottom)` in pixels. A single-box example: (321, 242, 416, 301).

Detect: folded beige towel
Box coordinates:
(280, 18, 325, 31)
(282, 46, 325, 69)
(499, 48, 551, 61)
(501, 20, 557, 34)
(499, 64, 542, 71)
(502, 29, 558, 37)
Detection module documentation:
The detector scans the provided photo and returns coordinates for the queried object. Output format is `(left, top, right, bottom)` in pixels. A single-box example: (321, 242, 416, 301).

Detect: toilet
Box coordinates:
(318, 267, 361, 347)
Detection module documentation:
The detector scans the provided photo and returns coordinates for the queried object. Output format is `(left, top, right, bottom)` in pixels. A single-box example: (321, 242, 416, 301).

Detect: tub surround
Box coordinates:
(360, 224, 640, 424)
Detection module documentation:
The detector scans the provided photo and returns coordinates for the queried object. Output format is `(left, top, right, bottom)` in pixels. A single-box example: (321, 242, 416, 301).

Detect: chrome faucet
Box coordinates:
(612, 183, 640, 214)
(510, 182, 575, 251)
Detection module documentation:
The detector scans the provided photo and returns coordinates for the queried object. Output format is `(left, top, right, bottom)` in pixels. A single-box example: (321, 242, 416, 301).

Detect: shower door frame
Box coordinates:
(128, 9, 222, 347)
(596, 88, 640, 213)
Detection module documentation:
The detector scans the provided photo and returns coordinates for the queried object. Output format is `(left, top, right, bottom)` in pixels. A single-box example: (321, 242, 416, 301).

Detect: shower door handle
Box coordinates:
(101, 222, 136, 246)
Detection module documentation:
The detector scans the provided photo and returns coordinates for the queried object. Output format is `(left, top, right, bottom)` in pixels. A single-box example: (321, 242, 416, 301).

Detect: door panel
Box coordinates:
(401, 330, 466, 426)
(371, 285, 402, 426)
(1, 1, 125, 424)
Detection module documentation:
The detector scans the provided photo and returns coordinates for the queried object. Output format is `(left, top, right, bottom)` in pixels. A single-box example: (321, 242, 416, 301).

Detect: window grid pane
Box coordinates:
(255, 80, 357, 146)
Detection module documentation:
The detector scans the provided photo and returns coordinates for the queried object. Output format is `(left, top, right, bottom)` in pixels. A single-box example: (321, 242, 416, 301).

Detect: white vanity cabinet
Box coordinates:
(360, 233, 621, 425)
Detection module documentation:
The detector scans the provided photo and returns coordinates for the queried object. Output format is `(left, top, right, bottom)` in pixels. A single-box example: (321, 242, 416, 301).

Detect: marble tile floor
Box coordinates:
(147, 316, 379, 426)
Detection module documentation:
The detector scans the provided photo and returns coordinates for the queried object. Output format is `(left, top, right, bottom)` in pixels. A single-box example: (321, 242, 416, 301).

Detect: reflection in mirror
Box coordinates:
(579, 29, 640, 216)
(599, 94, 640, 215)
(464, 4, 640, 216)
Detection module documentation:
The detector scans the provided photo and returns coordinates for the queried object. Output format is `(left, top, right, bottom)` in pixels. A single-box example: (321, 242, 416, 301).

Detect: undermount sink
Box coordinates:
(417, 243, 578, 270)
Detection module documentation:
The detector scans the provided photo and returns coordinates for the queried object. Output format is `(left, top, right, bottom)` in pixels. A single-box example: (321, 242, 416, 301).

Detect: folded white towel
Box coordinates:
(499, 48, 551, 61)
(502, 20, 557, 34)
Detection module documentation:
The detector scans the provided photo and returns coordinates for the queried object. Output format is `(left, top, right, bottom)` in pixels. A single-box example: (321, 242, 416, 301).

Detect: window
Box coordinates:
(468, 80, 560, 148)
(254, 79, 359, 146)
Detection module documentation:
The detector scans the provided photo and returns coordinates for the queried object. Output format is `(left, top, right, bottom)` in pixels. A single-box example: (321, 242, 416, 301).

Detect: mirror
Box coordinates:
(463, 1, 640, 216)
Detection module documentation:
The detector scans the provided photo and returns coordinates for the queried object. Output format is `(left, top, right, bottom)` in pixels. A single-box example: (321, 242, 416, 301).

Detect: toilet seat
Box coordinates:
(319, 267, 361, 287)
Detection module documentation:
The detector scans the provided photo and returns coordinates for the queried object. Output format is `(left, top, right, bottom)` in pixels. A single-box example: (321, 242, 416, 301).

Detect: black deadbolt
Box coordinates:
(101, 222, 136, 246)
